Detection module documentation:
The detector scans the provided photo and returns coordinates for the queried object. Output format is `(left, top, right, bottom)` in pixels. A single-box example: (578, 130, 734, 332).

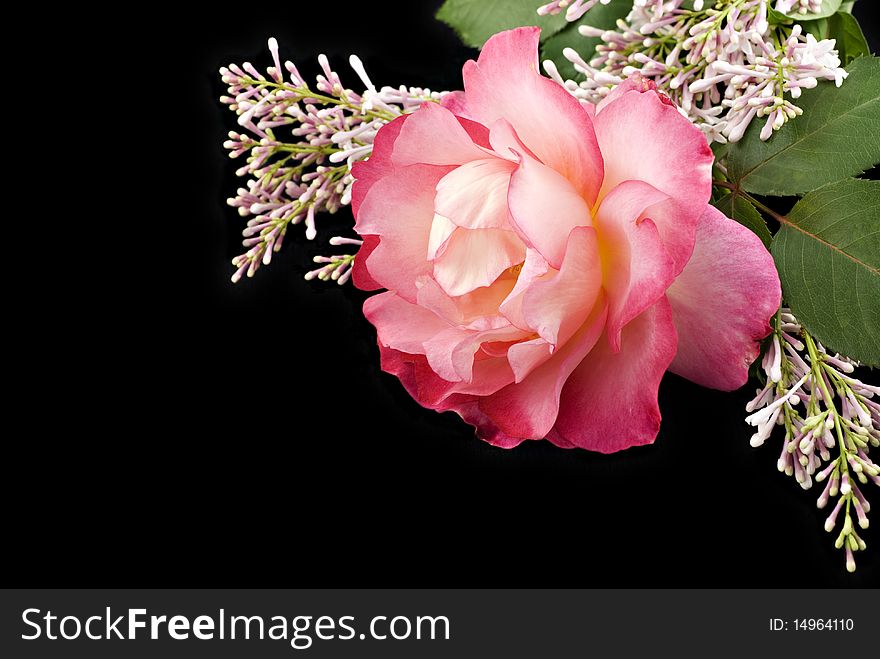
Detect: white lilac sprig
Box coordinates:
(775, 0, 822, 14)
(539, 1, 847, 143)
(538, 0, 615, 22)
(746, 309, 879, 572)
(304, 237, 363, 285)
(220, 38, 444, 283)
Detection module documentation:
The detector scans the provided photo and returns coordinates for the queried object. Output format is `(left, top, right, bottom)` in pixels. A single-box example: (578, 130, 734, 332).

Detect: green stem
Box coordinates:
(804, 332, 850, 480)
(238, 77, 401, 123)
(712, 180, 788, 224)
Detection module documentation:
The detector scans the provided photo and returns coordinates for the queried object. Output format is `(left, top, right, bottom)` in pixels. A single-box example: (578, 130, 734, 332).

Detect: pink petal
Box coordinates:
(426, 214, 457, 261)
(355, 163, 454, 302)
(488, 118, 537, 162)
(498, 249, 550, 330)
(416, 273, 517, 329)
(351, 115, 408, 217)
(460, 27, 604, 204)
(434, 157, 516, 230)
(507, 338, 553, 383)
(367, 293, 518, 398)
(377, 344, 457, 409)
(550, 296, 678, 453)
(595, 73, 663, 114)
(456, 116, 492, 149)
(425, 325, 526, 384)
(432, 227, 525, 297)
(363, 291, 452, 355)
(522, 226, 603, 346)
(391, 102, 488, 167)
(594, 180, 676, 351)
(479, 298, 608, 439)
(455, 400, 528, 449)
(507, 152, 592, 268)
(666, 205, 781, 390)
(440, 90, 474, 120)
(351, 235, 381, 291)
(593, 86, 713, 273)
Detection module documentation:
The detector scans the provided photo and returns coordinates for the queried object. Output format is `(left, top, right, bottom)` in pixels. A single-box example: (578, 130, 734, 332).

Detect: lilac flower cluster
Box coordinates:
(775, 0, 822, 14)
(538, 0, 615, 22)
(746, 309, 879, 572)
(539, 1, 847, 143)
(304, 236, 363, 285)
(220, 38, 444, 282)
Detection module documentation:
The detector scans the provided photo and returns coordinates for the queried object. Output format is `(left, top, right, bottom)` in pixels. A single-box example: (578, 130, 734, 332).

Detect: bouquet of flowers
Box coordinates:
(216, 0, 878, 572)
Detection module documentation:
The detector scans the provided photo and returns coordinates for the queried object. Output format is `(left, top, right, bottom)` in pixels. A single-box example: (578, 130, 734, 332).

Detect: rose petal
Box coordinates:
(498, 248, 550, 330)
(351, 114, 408, 217)
(593, 179, 675, 351)
(507, 152, 592, 268)
(434, 157, 516, 230)
(593, 87, 713, 273)
(666, 205, 781, 390)
(368, 293, 519, 398)
(595, 73, 661, 113)
(432, 227, 525, 297)
(392, 102, 488, 166)
(351, 234, 381, 290)
(428, 324, 526, 383)
(356, 163, 454, 302)
(363, 291, 452, 355)
(440, 90, 474, 120)
(550, 296, 678, 453)
(460, 27, 604, 203)
(522, 226, 602, 347)
(416, 274, 517, 329)
(479, 297, 608, 439)
(488, 118, 538, 162)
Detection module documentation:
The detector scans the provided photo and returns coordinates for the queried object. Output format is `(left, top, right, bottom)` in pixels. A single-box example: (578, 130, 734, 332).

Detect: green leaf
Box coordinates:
(771, 178, 880, 366)
(726, 56, 880, 196)
(712, 191, 773, 247)
(436, 0, 569, 49)
(802, 16, 830, 39)
(767, 7, 794, 25)
(780, 0, 842, 20)
(827, 12, 871, 64)
(839, 1, 855, 12)
(540, 1, 631, 80)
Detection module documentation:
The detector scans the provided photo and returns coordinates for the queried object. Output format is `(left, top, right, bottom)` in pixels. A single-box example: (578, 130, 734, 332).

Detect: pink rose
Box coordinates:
(351, 27, 781, 452)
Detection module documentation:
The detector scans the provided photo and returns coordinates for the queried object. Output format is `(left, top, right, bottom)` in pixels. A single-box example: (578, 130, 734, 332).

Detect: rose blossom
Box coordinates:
(350, 28, 781, 452)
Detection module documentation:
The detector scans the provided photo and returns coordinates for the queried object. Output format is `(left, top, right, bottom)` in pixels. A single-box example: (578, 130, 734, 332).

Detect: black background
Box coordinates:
(9, 2, 878, 588)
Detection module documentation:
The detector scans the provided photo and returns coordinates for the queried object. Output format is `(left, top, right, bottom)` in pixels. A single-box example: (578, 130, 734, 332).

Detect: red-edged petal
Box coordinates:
(595, 73, 662, 113)
(461, 27, 604, 203)
(488, 118, 538, 162)
(666, 205, 781, 390)
(440, 90, 474, 120)
(550, 296, 678, 453)
(363, 291, 452, 355)
(391, 102, 488, 166)
(355, 163, 453, 302)
(522, 226, 602, 346)
(594, 179, 676, 351)
(424, 324, 525, 384)
(351, 234, 381, 291)
(351, 115, 408, 217)
(593, 86, 713, 273)
(479, 297, 607, 439)
(456, 116, 492, 149)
